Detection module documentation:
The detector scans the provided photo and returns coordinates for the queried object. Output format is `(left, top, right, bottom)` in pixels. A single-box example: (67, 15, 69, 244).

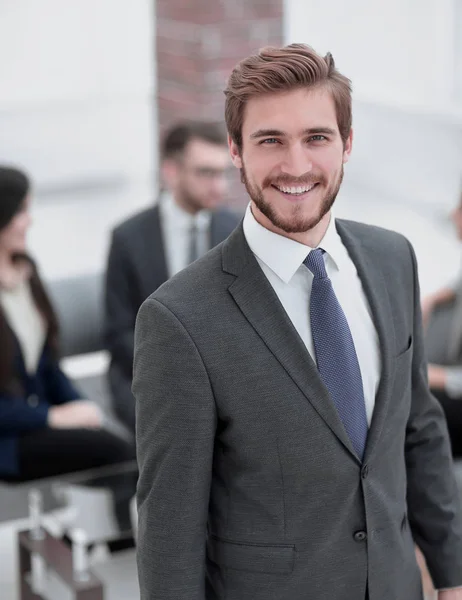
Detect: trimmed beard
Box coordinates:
(240, 164, 344, 234)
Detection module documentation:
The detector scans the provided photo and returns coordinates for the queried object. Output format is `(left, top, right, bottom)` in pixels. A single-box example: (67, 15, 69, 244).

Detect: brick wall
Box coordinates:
(156, 0, 284, 206)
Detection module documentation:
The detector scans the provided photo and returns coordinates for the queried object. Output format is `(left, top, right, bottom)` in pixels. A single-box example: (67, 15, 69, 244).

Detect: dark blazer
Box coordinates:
(425, 278, 462, 366)
(133, 220, 462, 600)
(0, 339, 81, 476)
(104, 203, 240, 430)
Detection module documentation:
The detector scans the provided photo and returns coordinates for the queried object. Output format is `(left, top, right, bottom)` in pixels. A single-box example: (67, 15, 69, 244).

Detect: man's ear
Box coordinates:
(342, 128, 353, 164)
(228, 135, 243, 169)
(161, 159, 178, 188)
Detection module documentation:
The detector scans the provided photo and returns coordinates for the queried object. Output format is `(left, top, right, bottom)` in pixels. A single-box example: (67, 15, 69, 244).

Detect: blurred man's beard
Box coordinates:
(240, 164, 344, 234)
(177, 183, 206, 213)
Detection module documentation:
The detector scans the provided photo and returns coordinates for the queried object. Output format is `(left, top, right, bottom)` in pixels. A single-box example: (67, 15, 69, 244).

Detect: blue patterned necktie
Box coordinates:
(304, 248, 368, 460)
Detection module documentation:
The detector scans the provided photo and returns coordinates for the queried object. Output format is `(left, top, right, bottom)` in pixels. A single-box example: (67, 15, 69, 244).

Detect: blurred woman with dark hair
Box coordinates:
(0, 166, 134, 481)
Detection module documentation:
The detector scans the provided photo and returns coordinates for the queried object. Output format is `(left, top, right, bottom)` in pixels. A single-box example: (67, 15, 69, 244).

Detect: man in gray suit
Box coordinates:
(133, 44, 462, 599)
(105, 121, 240, 432)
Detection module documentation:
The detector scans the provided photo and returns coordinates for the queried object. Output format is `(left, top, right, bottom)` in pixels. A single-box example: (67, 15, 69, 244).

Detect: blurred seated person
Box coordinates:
(105, 120, 241, 432)
(0, 166, 135, 482)
(423, 186, 462, 457)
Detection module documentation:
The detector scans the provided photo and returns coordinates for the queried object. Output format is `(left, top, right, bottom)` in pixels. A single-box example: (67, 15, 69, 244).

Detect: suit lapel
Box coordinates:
(223, 226, 359, 461)
(336, 220, 396, 462)
(210, 210, 235, 249)
(139, 205, 169, 298)
(210, 212, 222, 249)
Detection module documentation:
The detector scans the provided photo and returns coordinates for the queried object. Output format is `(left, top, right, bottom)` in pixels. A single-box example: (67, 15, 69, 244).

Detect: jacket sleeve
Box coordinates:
(0, 393, 49, 433)
(44, 358, 82, 405)
(104, 230, 136, 376)
(133, 297, 216, 600)
(404, 239, 462, 589)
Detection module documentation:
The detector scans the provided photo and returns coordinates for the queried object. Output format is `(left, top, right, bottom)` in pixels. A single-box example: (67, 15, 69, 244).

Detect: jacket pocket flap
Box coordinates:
(207, 536, 295, 574)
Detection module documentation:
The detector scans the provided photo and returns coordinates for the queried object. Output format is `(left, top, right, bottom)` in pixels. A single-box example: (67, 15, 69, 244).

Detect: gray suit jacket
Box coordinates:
(105, 204, 240, 430)
(133, 219, 462, 600)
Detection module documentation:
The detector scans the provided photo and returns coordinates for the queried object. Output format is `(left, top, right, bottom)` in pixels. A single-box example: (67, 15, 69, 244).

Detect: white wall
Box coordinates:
(285, 0, 462, 293)
(456, 0, 462, 103)
(0, 0, 156, 279)
(285, 0, 458, 107)
(0, 0, 155, 192)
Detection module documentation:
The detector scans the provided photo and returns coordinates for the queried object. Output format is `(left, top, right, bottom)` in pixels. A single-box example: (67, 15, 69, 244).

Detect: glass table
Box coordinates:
(4, 460, 138, 600)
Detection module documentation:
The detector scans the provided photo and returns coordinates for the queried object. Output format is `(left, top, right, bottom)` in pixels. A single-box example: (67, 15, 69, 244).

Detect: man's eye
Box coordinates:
(309, 135, 327, 142)
(260, 138, 279, 144)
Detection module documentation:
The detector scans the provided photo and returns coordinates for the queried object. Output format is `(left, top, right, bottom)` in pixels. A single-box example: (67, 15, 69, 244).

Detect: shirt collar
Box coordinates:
(243, 203, 344, 284)
(160, 191, 211, 229)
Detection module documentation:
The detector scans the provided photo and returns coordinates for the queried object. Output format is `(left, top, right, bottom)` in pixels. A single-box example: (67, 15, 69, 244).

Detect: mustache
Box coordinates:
(262, 173, 326, 188)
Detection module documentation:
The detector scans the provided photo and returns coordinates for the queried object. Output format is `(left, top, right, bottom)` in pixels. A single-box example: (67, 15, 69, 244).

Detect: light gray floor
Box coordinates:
(0, 483, 138, 599)
(0, 544, 139, 600)
(40, 548, 139, 600)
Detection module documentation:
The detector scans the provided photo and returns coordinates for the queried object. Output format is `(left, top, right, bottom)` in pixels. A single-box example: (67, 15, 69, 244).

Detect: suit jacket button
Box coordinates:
(353, 531, 367, 542)
(27, 394, 39, 407)
(361, 465, 369, 479)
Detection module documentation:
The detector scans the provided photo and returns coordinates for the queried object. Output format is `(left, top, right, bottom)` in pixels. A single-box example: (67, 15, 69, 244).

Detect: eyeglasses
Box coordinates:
(188, 166, 235, 181)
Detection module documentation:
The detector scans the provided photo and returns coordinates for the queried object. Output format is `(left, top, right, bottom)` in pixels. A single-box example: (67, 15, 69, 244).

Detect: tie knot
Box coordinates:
(303, 248, 327, 279)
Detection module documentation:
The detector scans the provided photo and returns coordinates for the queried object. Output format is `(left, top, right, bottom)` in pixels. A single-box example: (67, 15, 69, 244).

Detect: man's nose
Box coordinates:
(281, 144, 313, 178)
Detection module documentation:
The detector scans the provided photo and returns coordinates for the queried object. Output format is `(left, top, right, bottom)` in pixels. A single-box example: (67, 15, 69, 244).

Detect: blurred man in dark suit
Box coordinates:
(423, 185, 462, 456)
(105, 121, 240, 432)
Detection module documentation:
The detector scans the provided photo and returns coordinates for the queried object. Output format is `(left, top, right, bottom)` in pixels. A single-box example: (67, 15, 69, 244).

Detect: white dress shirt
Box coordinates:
(0, 278, 46, 374)
(159, 192, 212, 278)
(243, 204, 381, 425)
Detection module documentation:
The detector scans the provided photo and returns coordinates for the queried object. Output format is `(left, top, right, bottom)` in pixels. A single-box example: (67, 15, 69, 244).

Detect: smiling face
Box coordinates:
(229, 87, 352, 241)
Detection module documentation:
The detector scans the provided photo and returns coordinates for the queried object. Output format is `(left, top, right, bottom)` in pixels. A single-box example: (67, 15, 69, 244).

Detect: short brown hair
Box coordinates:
(161, 120, 227, 161)
(224, 43, 352, 150)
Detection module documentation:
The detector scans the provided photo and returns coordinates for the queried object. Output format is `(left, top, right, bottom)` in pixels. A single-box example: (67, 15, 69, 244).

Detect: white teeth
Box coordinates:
(277, 184, 315, 195)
